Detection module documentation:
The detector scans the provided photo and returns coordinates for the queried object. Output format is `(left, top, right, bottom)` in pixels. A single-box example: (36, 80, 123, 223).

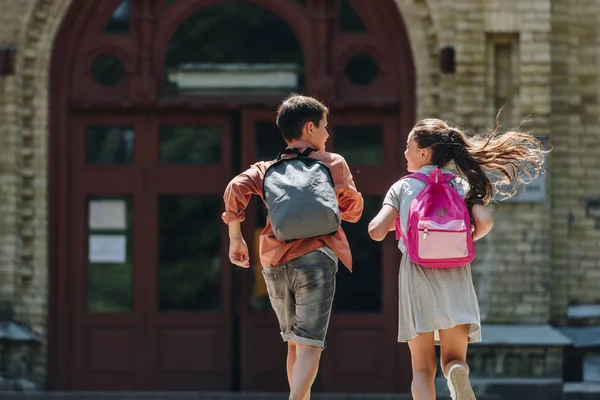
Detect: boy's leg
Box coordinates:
(290, 344, 322, 400)
(287, 341, 312, 400)
(262, 265, 296, 389)
(286, 251, 337, 400)
(287, 341, 297, 388)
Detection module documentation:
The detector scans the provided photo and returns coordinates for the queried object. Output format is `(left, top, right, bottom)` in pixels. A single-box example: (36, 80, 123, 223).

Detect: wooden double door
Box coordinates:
(56, 108, 409, 391)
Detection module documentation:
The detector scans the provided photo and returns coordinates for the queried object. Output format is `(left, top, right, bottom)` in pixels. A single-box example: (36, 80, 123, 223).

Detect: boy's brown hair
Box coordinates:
(276, 94, 329, 142)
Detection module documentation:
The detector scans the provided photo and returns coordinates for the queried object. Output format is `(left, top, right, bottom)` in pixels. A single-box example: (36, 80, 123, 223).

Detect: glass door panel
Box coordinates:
(144, 115, 232, 391)
(70, 116, 147, 390)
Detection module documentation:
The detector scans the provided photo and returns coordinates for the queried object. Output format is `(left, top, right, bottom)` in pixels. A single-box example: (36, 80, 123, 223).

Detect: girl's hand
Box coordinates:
(472, 204, 494, 241)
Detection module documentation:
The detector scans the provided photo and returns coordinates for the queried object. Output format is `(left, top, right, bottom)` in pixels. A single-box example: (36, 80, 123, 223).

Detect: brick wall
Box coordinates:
(0, 0, 35, 313)
(399, 0, 555, 324)
(0, 0, 596, 386)
(0, 0, 74, 385)
(550, 0, 600, 323)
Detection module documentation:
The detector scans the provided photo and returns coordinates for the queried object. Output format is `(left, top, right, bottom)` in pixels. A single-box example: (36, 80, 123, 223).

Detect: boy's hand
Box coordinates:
(229, 237, 250, 268)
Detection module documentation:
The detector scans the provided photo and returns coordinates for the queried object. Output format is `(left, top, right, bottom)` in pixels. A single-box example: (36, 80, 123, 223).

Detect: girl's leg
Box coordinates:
(438, 324, 476, 400)
(407, 332, 437, 400)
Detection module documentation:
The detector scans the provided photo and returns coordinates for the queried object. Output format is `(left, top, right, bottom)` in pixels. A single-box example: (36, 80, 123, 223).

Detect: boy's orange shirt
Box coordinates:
(222, 140, 364, 271)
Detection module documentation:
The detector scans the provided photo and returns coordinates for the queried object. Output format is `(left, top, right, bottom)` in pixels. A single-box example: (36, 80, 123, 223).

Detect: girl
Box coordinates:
(368, 118, 545, 400)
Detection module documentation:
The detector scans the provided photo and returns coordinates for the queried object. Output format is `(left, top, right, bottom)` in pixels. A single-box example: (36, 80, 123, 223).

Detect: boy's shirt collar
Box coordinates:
(287, 140, 314, 150)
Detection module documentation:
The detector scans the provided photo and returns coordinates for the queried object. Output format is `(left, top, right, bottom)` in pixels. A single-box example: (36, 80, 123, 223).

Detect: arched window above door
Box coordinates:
(339, 0, 366, 33)
(69, 0, 412, 110)
(163, 1, 304, 96)
(104, 0, 131, 34)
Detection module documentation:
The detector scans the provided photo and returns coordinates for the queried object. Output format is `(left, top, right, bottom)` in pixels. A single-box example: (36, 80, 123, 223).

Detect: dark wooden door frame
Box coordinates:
(143, 114, 234, 390)
(49, 0, 415, 391)
(69, 115, 148, 390)
(63, 113, 234, 390)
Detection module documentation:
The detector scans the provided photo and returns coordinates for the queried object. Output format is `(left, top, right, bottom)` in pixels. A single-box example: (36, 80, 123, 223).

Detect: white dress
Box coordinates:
(384, 165, 482, 344)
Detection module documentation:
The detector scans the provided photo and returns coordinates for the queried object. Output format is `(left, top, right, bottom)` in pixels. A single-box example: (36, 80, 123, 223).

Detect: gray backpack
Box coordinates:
(263, 148, 341, 241)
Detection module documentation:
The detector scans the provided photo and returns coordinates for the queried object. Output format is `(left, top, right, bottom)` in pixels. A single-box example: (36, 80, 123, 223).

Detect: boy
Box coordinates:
(222, 94, 363, 400)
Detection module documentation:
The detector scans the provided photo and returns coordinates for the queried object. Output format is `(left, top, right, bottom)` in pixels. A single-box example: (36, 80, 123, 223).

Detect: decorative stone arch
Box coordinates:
(12, 0, 73, 384)
(393, 0, 441, 119)
(13, 0, 440, 388)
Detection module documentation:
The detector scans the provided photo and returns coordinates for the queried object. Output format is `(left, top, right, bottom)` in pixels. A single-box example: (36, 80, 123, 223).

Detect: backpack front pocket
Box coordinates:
(417, 220, 468, 259)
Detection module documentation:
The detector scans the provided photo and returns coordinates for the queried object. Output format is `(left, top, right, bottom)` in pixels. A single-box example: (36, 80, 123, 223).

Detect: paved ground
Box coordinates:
(0, 392, 502, 400)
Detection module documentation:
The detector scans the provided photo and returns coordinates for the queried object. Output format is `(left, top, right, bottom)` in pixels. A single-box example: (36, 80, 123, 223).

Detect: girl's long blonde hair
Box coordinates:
(411, 118, 547, 208)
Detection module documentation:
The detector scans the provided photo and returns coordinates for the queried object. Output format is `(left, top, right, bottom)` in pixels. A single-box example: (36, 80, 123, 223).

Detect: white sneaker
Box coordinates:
(446, 364, 476, 400)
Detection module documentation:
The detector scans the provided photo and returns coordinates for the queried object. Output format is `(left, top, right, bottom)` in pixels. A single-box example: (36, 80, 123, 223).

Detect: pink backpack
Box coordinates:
(394, 168, 474, 269)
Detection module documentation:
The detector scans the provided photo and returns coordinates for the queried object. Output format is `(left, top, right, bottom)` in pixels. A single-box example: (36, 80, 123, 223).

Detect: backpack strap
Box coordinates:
(401, 172, 429, 183)
(394, 169, 457, 240)
(301, 148, 315, 157)
(276, 147, 317, 160)
(395, 218, 406, 241)
(400, 170, 456, 184)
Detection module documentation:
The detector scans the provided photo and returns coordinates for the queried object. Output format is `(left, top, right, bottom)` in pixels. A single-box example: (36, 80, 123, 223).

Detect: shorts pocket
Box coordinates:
(262, 267, 285, 300)
(294, 260, 335, 302)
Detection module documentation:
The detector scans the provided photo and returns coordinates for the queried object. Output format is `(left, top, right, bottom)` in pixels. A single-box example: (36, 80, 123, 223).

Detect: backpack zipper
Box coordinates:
(419, 227, 467, 240)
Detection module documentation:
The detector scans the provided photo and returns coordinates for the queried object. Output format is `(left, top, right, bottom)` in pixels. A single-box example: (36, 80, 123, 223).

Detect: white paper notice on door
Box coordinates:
(89, 200, 127, 230)
(89, 235, 127, 263)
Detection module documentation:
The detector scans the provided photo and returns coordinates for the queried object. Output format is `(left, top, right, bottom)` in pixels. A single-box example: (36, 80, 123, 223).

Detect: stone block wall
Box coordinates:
(0, 0, 596, 387)
(549, 0, 600, 324)
(402, 0, 555, 324)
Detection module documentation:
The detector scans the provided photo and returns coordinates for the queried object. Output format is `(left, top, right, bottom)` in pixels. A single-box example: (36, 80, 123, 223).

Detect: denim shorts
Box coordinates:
(262, 250, 338, 348)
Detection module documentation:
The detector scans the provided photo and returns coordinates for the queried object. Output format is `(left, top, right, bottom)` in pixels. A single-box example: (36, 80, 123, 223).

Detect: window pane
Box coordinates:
(104, 0, 130, 33)
(86, 197, 133, 313)
(345, 53, 380, 85)
(92, 53, 125, 86)
(335, 125, 383, 165)
(159, 125, 221, 164)
(340, 0, 366, 33)
(164, 1, 304, 94)
(255, 122, 285, 161)
(86, 125, 134, 165)
(335, 196, 382, 313)
(159, 196, 221, 311)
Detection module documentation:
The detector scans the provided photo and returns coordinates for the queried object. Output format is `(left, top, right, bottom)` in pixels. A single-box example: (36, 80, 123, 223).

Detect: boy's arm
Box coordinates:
(222, 167, 262, 267)
(228, 222, 249, 268)
(334, 157, 364, 223)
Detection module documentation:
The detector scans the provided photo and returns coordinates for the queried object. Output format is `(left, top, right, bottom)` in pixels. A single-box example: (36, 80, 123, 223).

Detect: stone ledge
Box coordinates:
(564, 382, 600, 393)
(472, 324, 572, 346)
(568, 304, 600, 319)
(435, 377, 562, 400)
(559, 326, 600, 348)
(564, 382, 600, 400)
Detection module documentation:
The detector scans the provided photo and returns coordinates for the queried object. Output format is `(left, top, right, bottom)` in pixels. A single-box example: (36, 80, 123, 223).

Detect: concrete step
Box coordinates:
(563, 382, 600, 400)
(0, 392, 502, 400)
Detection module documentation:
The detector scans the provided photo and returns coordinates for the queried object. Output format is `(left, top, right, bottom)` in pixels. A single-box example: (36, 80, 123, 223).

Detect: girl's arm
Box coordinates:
(472, 204, 494, 241)
(368, 204, 399, 241)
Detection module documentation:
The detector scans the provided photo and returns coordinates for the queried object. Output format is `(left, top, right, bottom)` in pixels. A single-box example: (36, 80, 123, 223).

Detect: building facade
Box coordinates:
(0, 0, 598, 398)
